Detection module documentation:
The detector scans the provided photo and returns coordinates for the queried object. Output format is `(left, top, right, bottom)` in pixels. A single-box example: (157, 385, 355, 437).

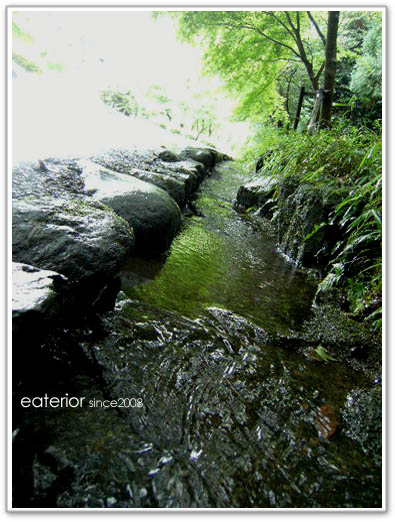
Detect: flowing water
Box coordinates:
(24, 162, 381, 508)
(121, 162, 316, 335)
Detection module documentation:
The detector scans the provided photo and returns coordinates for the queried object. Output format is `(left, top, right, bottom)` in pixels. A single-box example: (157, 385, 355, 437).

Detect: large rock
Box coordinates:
(301, 304, 379, 364)
(236, 170, 347, 267)
(125, 168, 185, 207)
(90, 148, 206, 205)
(180, 147, 217, 169)
(236, 175, 278, 217)
(12, 158, 84, 201)
(12, 262, 67, 323)
(80, 159, 182, 254)
(12, 196, 134, 293)
(277, 178, 347, 266)
(12, 262, 72, 377)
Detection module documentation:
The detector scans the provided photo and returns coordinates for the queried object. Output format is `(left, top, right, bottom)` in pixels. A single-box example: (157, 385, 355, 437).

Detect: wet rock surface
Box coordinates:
(12, 262, 70, 357)
(341, 384, 382, 461)
(12, 158, 85, 201)
(79, 159, 182, 254)
(236, 174, 278, 217)
(301, 304, 381, 376)
(89, 147, 212, 206)
(12, 196, 134, 293)
(236, 171, 348, 267)
(11, 146, 219, 318)
(12, 262, 67, 321)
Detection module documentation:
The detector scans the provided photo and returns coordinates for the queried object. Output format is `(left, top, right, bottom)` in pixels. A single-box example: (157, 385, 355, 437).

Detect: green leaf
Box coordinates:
(314, 345, 337, 362)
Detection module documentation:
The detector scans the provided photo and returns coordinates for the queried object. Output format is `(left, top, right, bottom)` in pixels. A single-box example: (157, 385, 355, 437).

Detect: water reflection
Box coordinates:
(122, 162, 316, 334)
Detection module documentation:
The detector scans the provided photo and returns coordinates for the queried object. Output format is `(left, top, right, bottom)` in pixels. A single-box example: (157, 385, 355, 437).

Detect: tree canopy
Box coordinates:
(166, 10, 382, 127)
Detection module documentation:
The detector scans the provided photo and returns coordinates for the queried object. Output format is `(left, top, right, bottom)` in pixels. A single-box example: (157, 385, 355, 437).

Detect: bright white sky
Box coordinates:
(12, 10, 248, 161)
(14, 11, 206, 94)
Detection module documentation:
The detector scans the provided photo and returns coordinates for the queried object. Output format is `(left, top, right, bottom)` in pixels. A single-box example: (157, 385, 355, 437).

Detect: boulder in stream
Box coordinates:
(12, 196, 134, 301)
(180, 146, 217, 169)
(90, 147, 207, 206)
(80, 159, 182, 254)
(236, 175, 278, 217)
(12, 262, 67, 324)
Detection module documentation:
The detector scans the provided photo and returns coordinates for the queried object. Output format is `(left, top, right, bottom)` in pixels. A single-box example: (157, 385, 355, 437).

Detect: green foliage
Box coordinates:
(100, 89, 140, 117)
(99, 84, 221, 143)
(12, 21, 33, 44)
(164, 10, 382, 130)
(241, 119, 382, 330)
(350, 22, 382, 105)
(12, 52, 42, 74)
(12, 13, 64, 75)
(165, 11, 324, 122)
(314, 345, 337, 362)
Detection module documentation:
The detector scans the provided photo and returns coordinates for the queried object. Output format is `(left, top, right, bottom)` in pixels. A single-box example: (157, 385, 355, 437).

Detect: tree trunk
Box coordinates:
(320, 11, 340, 128)
(307, 90, 323, 135)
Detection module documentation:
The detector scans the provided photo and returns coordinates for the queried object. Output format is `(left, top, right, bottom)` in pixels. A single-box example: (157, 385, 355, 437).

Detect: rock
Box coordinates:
(275, 180, 346, 267)
(12, 196, 134, 292)
(158, 150, 180, 162)
(12, 262, 67, 323)
(12, 158, 84, 201)
(342, 384, 382, 459)
(236, 175, 278, 216)
(278, 180, 326, 266)
(235, 169, 348, 268)
(90, 148, 206, 204)
(12, 263, 72, 371)
(180, 147, 216, 169)
(146, 161, 204, 199)
(125, 169, 185, 207)
(80, 159, 181, 254)
(301, 304, 379, 366)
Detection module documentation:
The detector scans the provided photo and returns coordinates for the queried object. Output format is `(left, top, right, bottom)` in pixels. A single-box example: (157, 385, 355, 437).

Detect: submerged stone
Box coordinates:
(314, 404, 339, 440)
(342, 384, 382, 460)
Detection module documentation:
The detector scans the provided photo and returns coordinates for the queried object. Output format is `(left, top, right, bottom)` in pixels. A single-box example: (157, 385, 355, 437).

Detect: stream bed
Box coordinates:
(15, 161, 381, 508)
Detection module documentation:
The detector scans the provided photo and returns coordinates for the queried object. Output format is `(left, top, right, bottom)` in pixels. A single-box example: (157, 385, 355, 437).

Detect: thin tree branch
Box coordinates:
(285, 11, 297, 34)
(268, 12, 298, 45)
(307, 11, 326, 47)
(314, 60, 325, 84)
(211, 20, 302, 58)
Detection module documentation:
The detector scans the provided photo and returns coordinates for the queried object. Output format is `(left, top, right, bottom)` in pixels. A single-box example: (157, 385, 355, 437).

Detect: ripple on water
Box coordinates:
(122, 162, 317, 335)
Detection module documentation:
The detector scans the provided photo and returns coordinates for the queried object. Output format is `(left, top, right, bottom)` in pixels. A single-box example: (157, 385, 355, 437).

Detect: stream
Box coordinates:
(17, 161, 381, 508)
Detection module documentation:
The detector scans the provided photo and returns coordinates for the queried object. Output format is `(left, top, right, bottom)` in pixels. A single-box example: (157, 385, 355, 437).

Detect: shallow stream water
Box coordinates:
(121, 162, 316, 334)
(25, 162, 381, 508)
